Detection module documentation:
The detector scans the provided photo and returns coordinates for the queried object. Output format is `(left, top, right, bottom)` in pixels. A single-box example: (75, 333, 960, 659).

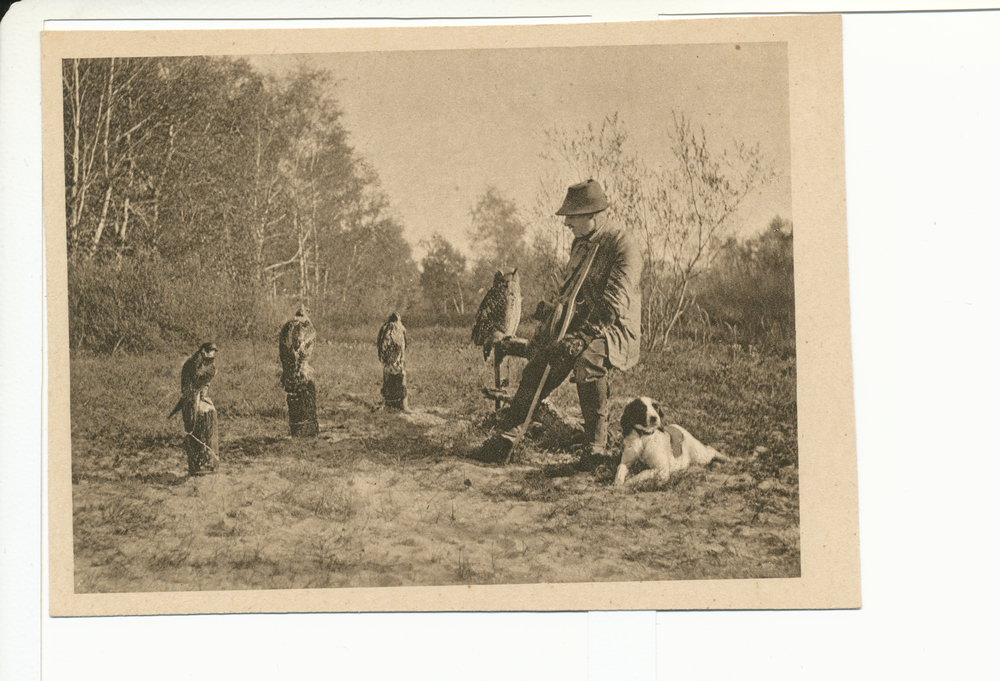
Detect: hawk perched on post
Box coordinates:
(377, 312, 407, 374)
(168, 342, 218, 419)
(472, 269, 522, 362)
(279, 305, 316, 392)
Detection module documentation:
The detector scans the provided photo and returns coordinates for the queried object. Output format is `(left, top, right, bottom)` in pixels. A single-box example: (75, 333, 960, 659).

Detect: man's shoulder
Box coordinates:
(596, 219, 639, 252)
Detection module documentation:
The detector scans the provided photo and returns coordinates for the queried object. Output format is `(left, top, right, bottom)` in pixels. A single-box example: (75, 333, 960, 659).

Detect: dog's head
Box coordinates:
(620, 396, 665, 435)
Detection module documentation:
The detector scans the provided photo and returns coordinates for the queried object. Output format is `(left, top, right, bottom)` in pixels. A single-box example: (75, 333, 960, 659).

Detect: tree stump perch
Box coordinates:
(286, 378, 319, 437)
(381, 368, 409, 411)
(184, 395, 219, 476)
(283, 370, 319, 437)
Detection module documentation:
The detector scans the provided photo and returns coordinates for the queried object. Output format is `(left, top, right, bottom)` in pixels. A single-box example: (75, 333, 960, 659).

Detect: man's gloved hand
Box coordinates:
(557, 333, 589, 362)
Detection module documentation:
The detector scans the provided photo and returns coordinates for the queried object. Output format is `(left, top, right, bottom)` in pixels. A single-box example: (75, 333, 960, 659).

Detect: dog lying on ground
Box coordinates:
(614, 396, 729, 487)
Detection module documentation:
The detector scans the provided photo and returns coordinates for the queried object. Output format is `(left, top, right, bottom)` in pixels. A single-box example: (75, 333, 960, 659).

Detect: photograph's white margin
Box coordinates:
(3, 1, 998, 679)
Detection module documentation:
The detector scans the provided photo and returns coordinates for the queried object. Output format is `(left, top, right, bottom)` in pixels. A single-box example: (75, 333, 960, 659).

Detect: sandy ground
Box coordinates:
(72, 396, 799, 593)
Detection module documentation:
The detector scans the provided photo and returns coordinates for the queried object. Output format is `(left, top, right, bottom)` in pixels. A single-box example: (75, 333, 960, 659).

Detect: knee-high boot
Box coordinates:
(577, 375, 610, 454)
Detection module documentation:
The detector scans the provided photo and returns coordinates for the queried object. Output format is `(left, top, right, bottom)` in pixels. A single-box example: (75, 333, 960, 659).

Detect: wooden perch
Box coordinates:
(481, 386, 513, 404)
(494, 336, 530, 360)
(286, 378, 319, 437)
(381, 368, 410, 412)
(482, 336, 530, 410)
(184, 395, 219, 475)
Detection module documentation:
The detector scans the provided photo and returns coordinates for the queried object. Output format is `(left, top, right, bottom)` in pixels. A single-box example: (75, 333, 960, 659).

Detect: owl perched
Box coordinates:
(472, 269, 522, 362)
(377, 312, 407, 374)
(168, 342, 218, 420)
(279, 305, 316, 391)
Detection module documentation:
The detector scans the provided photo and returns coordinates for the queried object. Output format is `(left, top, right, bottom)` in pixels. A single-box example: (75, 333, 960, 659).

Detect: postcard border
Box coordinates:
(43, 15, 858, 616)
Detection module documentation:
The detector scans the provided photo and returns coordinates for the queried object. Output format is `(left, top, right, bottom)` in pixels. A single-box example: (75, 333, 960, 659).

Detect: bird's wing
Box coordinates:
(180, 355, 198, 395)
(381, 325, 404, 365)
(377, 323, 389, 363)
(471, 292, 495, 346)
(299, 321, 316, 355)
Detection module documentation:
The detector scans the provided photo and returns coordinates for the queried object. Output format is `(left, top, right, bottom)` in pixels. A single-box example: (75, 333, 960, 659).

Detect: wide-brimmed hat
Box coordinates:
(555, 179, 609, 216)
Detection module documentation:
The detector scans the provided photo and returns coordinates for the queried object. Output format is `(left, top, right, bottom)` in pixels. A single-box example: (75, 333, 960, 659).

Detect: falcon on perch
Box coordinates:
(377, 312, 407, 374)
(472, 269, 522, 362)
(279, 305, 316, 392)
(168, 342, 218, 419)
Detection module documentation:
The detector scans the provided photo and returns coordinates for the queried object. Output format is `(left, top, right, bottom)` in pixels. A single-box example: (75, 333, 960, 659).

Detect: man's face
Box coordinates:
(564, 214, 596, 239)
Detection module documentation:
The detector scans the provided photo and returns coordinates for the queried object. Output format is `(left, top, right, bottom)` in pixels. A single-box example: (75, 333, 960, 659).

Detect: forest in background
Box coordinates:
(64, 56, 793, 355)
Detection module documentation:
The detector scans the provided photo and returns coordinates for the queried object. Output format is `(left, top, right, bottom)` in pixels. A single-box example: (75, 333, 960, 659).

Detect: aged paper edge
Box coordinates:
(42, 15, 859, 616)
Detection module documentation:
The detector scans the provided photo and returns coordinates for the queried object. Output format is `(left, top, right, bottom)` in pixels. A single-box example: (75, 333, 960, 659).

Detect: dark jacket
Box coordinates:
(561, 217, 642, 370)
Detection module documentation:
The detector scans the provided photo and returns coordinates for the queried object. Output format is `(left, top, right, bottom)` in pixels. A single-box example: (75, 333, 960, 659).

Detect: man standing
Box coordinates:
(477, 179, 643, 465)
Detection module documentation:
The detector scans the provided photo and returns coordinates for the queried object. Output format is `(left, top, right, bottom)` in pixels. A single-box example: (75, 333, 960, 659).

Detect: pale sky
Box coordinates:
(249, 41, 791, 260)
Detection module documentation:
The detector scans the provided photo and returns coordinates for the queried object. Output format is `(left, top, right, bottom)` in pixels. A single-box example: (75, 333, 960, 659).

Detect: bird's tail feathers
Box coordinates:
(167, 397, 185, 418)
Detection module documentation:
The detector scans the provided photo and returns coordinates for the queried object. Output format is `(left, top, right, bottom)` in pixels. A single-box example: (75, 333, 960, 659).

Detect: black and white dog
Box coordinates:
(615, 397, 728, 487)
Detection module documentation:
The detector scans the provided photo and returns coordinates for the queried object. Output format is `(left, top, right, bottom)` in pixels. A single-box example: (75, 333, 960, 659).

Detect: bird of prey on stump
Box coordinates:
(279, 304, 316, 393)
(167, 342, 218, 433)
(279, 305, 319, 437)
(472, 269, 522, 362)
(377, 312, 410, 411)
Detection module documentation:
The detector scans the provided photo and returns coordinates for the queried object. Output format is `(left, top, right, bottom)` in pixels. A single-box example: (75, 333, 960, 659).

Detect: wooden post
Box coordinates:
(381, 368, 409, 411)
(184, 395, 219, 476)
(481, 338, 530, 408)
(493, 352, 503, 411)
(286, 378, 319, 437)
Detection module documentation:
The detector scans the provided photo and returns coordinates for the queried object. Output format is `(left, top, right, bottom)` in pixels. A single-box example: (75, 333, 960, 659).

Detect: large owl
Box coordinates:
(279, 305, 316, 391)
(377, 312, 407, 374)
(168, 342, 218, 420)
(472, 269, 522, 362)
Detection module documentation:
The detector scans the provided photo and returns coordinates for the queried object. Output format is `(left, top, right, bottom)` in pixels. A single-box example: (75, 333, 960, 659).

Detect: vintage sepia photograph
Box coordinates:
(43, 16, 858, 615)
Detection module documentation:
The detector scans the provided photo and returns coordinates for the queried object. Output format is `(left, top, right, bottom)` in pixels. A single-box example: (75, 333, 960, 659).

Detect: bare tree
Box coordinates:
(537, 112, 777, 348)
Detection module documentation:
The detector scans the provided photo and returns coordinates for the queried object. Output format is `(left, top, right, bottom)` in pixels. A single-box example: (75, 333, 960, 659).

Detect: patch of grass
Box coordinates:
(99, 497, 162, 536)
(229, 545, 269, 570)
(205, 518, 249, 538)
(455, 546, 476, 582)
(296, 483, 362, 521)
(277, 459, 323, 485)
(309, 529, 364, 573)
(148, 536, 195, 570)
(80, 482, 164, 538)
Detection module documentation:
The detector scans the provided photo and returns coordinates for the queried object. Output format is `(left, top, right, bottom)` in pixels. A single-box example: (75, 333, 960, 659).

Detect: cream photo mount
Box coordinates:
(43, 15, 858, 616)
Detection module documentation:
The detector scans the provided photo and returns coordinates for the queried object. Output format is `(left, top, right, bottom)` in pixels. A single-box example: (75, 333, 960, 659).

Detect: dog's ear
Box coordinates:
(620, 400, 638, 431)
(653, 401, 665, 421)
